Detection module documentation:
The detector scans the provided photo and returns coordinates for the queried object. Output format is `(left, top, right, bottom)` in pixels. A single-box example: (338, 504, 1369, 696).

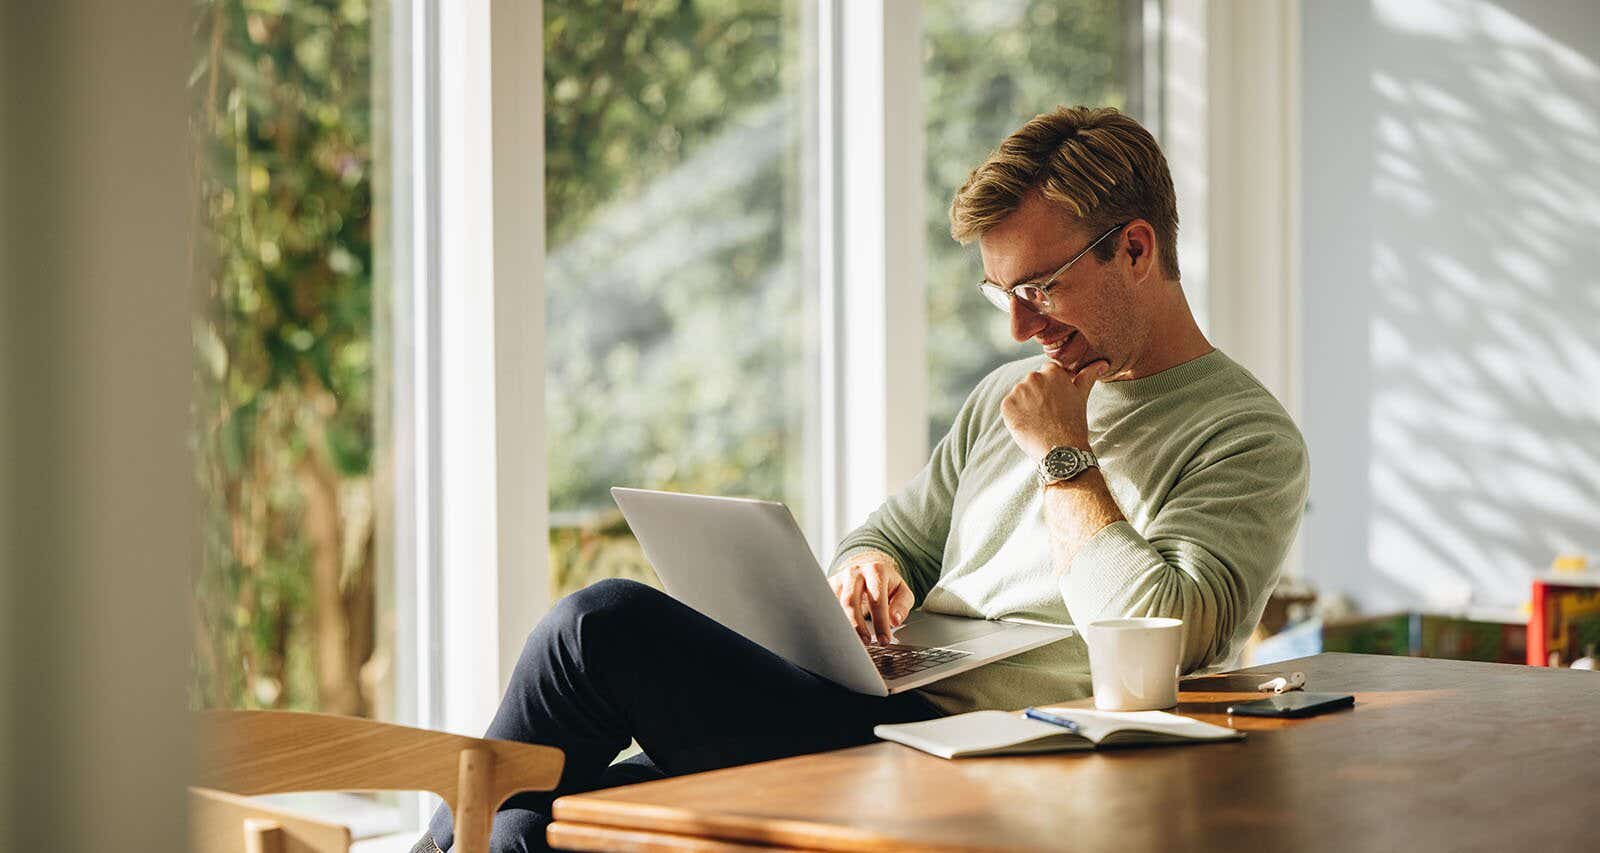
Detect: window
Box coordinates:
(543, 0, 821, 597)
(191, 0, 407, 834)
(923, 0, 1149, 445)
(193, 0, 390, 722)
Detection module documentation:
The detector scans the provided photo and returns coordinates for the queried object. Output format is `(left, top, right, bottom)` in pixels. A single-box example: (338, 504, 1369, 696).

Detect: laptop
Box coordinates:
(610, 487, 1075, 696)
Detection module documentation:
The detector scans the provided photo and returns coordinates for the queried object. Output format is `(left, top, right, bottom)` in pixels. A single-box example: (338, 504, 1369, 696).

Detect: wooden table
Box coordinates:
(548, 653, 1600, 852)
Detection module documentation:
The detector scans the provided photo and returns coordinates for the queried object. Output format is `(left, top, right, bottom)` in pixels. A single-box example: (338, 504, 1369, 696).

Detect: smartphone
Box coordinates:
(1227, 692, 1355, 718)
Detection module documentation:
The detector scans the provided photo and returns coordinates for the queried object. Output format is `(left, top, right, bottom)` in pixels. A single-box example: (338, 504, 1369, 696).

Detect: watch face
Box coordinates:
(1044, 448, 1083, 479)
(1040, 446, 1098, 483)
(1049, 455, 1081, 478)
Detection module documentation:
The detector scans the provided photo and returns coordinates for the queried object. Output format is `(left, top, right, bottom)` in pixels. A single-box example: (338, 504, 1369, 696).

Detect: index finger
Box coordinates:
(861, 563, 894, 644)
(1073, 359, 1109, 390)
(835, 571, 871, 642)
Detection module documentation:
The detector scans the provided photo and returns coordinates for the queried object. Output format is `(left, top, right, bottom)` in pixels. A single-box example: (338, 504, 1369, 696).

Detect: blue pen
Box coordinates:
(1023, 707, 1081, 733)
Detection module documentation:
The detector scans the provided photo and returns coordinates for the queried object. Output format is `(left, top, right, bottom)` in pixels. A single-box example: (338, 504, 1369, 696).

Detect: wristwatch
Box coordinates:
(1037, 445, 1098, 486)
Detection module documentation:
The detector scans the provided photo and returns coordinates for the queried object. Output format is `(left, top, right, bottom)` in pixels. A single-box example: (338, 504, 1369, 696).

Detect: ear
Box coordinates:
(1122, 219, 1158, 284)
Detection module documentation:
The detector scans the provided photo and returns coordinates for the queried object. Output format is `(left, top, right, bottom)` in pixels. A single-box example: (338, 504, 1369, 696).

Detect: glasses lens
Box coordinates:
(1013, 284, 1048, 312)
(978, 283, 1011, 312)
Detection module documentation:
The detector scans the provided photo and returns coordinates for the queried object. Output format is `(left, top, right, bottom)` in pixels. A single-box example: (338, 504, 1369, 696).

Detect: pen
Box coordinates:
(1023, 707, 1081, 734)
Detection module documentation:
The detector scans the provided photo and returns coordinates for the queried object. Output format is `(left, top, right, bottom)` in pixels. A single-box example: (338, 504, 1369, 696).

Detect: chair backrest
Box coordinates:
(190, 787, 351, 853)
(194, 710, 565, 853)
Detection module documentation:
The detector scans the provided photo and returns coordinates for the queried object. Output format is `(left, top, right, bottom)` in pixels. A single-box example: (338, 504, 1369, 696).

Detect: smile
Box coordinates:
(1040, 330, 1078, 357)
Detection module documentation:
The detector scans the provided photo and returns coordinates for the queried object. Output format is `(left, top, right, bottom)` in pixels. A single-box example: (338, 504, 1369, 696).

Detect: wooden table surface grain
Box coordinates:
(548, 653, 1600, 852)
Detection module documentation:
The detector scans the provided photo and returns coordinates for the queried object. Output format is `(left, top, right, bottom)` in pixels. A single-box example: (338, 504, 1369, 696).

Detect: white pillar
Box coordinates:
(826, 0, 929, 553)
(436, 0, 547, 735)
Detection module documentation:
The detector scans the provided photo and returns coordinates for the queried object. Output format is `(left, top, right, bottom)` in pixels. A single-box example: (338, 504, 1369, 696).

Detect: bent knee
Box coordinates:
(567, 577, 662, 614)
(540, 577, 665, 639)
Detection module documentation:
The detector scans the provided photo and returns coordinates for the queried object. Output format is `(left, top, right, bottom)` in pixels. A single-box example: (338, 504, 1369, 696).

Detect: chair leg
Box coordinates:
(453, 747, 495, 853)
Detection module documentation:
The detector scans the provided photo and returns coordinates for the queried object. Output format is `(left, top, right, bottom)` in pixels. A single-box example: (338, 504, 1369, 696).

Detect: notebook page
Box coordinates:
(874, 710, 1091, 758)
(1033, 708, 1241, 744)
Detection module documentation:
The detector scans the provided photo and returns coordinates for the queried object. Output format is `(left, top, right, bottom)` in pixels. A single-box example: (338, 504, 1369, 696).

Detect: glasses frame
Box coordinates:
(975, 222, 1129, 314)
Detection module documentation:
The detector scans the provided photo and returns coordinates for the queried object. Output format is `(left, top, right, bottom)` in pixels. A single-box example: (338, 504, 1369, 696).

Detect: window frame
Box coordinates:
(390, 0, 548, 834)
(820, 0, 930, 557)
(422, 0, 549, 739)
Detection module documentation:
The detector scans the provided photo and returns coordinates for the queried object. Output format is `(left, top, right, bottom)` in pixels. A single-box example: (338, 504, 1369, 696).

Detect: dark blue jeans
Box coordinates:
(425, 578, 942, 852)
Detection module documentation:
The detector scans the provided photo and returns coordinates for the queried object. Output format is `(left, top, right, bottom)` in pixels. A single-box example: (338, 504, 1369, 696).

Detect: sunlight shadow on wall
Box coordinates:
(1366, 0, 1600, 609)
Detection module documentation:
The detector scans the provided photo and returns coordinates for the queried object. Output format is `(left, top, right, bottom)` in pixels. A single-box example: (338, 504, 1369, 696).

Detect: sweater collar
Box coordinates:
(1091, 348, 1230, 402)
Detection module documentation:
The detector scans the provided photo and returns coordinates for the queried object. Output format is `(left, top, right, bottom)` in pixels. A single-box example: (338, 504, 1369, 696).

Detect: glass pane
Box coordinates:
(923, 0, 1138, 445)
(545, 1, 819, 599)
(191, 0, 406, 833)
(191, 0, 392, 721)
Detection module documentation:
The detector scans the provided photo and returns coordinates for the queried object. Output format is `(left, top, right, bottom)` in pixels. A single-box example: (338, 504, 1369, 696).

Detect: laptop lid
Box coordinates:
(609, 487, 889, 695)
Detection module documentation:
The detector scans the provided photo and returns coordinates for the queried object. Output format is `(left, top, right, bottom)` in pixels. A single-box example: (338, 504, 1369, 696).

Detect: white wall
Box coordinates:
(1301, 0, 1600, 612)
(2, 2, 196, 850)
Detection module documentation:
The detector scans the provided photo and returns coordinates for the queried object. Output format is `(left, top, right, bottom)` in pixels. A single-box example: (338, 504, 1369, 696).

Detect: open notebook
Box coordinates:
(874, 708, 1243, 759)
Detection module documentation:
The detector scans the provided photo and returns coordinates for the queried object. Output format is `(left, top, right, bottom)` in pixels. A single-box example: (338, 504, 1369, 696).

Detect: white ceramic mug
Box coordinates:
(1083, 617, 1184, 711)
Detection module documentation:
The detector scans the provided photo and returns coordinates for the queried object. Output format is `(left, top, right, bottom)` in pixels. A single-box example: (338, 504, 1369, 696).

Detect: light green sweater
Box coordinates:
(830, 349, 1310, 714)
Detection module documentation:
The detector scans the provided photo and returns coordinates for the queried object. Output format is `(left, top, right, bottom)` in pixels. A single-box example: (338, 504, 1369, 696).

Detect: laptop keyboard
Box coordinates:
(867, 643, 970, 680)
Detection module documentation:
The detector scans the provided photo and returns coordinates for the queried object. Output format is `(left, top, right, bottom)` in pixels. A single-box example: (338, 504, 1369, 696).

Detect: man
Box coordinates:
(829, 106, 1308, 713)
(417, 106, 1308, 852)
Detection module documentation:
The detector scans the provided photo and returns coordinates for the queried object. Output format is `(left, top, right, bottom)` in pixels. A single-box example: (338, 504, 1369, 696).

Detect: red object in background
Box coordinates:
(1528, 575, 1600, 667)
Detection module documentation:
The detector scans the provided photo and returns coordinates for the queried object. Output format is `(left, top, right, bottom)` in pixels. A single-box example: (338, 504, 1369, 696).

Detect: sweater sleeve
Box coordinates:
(827, 370, 997, 604)
(1060, 414, 1311, 672)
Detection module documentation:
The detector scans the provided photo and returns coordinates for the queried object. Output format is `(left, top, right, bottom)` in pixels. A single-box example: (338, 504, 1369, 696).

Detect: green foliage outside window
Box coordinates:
(544, 0, 811, 598)
(192, 0, 379, 716)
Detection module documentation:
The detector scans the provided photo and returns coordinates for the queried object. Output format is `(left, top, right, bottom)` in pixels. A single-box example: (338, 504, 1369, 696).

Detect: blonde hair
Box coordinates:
(949, 106, 1180, 280)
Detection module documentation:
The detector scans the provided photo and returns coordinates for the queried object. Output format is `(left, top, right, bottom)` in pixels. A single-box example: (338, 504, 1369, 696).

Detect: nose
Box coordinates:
(1009, 298, 1046, 343)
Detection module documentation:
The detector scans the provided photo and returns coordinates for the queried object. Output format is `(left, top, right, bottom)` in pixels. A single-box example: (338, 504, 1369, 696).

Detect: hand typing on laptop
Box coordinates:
(829, 548, 914, 645)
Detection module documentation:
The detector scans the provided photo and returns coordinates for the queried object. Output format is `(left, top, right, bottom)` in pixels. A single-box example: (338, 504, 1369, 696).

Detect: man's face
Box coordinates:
(977, 193, 1147, 379)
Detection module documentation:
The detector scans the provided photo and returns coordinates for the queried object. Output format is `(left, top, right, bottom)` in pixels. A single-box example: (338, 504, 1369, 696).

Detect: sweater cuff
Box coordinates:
(828, 544, 883, 575)
(1060, 520, 1165, 625)
(829, 541, 914, 575)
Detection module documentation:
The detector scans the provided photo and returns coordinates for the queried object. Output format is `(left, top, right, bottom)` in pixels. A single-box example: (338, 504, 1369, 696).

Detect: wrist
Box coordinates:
(1042, 466, 1105, 491)
(833, 546, 898, 572)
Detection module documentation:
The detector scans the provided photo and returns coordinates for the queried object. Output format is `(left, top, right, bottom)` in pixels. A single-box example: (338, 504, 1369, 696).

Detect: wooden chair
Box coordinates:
(192, 710, 564, 853)
(190, 787, 351, 853)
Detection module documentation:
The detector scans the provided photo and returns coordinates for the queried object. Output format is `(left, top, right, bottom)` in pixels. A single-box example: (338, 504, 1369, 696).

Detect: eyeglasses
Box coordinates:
(975, 222, 1127, 313)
